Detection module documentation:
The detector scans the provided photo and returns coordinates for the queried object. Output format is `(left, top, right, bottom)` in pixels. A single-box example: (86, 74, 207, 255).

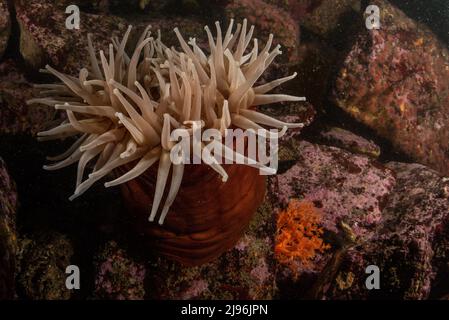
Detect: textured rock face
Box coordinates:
(0, 0, 10, 59)
(0, 59, 61, 135)
(15, 0, 127, 73)
(0, 158, 18, 300)
(271, 140, 395, 232)
(333, 0, 449, 176)
(270, 140, 449, 299)
(223, 0, 300, 63)
(16, 233, 74, 300)
(94, 241, 146, 300)
(324, 162, 449, 300)
(288, 0, 361, 37)
(270, 140, 396, 297)
(316, 127, 381, 158)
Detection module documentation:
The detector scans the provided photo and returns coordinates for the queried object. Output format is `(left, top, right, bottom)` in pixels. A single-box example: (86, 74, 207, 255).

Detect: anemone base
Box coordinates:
(120, 164, 266, 266)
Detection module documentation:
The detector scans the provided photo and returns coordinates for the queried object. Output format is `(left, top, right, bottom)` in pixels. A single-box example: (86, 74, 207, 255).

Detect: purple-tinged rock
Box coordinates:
(0, 158, 18, 300)
(324, 162, 449, 300)
(0, 0, 10, 59)
(15, 0, 127, 74)
(271, 140, 394, 234)
(269, 140, 396, 297)
(333, 0, 449, 176)
(0, 59, 61, 135)
(16, 233, 74, 300)
(94, 241, 146, 300)
(223, 0, 300, 64)
(259, 101, 316, 144)
(317, 127, 381, 158)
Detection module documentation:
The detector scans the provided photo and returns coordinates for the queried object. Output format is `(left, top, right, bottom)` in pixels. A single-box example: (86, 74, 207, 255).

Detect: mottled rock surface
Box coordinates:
(316, 127, 381, 158)
(288, 0, 362, 38)
(270, 140, 395, 298)
(324, 162, 449, 299)
(223, 0, 300, 63)
(16, 233, 74, 300)
(15, 0, 127, 73)
(0, 0, 10, 59)
(94, 241, 146, 300)
(270, 140, 449, 299)
(0, 158, 18, 300)
(0, 59, 60, 135)
(333, 0, 449, 176)
(259, 101, 316, 144)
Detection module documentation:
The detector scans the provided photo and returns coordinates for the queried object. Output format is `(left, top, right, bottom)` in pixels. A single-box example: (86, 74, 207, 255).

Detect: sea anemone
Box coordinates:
(28, 19, 304, 225)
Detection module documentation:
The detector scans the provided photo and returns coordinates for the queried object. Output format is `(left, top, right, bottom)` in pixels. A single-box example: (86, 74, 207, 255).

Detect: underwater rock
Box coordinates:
(0, 59, 62, 135)
(0, 158, 18, 300)
(258, 101, 316, 144)
(54, 0, 110, 13)
(145, 199, 276, 300)
(0, 0, 10, 60)
(16, 233, 74, 300)
(324, 162, 449, 299)
(289, 0, 362, 39)
(269, 140, 396, 298)
(94, 241, 146, 300)
(15, 0, 127, 73)
(15, 0, 209, 74)
(333, 0, 449, 176)
(223, 0, 300, 63)
(316, 127, 381, 158)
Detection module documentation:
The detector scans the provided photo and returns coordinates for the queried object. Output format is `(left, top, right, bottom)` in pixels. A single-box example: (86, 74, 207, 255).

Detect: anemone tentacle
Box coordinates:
(28, 20, 305, 224)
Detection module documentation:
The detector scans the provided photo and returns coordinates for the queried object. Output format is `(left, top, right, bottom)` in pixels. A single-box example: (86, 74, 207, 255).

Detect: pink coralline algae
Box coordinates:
(94, 242, 146, 300)
(317, 127, 381, 158)
(271, 141, 395, 240)
(250, 258, 270, 285)
(325, 162, 449, 299)
(15, 0, 127, 73)
(223, 0, 300, 63)
(333, 0, 449, 176)
(179, 280, 209, 300)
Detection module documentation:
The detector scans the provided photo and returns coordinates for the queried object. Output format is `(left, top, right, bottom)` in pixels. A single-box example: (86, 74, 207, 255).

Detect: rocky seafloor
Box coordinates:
(0, 0, 449, 300)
